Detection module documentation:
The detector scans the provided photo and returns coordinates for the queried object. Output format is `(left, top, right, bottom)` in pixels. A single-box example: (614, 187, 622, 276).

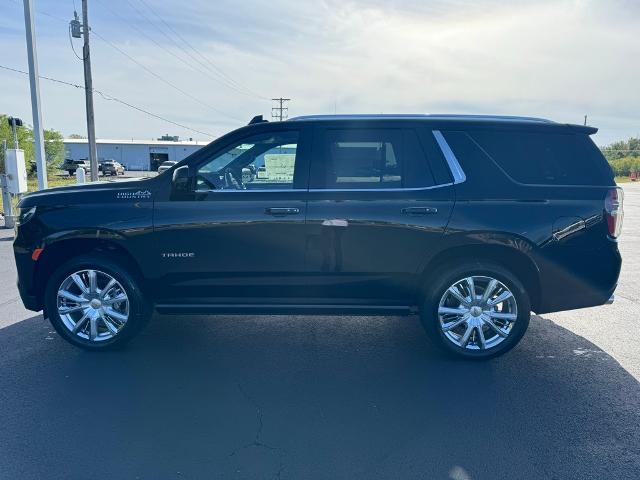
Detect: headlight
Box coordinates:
(16, 206, 37, 226)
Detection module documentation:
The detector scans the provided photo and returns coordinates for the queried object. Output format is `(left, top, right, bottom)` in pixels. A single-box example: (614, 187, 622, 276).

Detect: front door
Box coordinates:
(152, 125, 311, 309)
(304, 122, 455, 306)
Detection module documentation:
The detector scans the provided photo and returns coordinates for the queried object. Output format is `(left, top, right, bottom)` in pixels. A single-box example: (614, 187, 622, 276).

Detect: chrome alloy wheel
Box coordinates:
(56, 269, 130, 342)
(438, 276, 518, 350)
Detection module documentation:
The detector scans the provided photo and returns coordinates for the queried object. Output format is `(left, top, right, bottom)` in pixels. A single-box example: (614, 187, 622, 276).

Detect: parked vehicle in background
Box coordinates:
(13, 114, 622, 359)
(101, 160, 125, 176)
(60, 159, 92, 176)
(157, 161, 178, 174)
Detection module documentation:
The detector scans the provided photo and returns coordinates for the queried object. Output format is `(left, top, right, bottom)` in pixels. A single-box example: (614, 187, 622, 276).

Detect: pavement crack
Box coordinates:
(235, 382, 268, 447)
(228, 383, 287, 479)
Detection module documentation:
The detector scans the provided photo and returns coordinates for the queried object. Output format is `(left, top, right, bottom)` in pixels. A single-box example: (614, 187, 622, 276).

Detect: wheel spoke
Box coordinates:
(448, 286, 470, 307)
(58, 289, 86, 304)
(71, 273, 89, 294)
(459, 323, 474, 347)
(100, 313, 119, 334)
(487, 311, 517, 321)
(100, 278, 116, 299)
(487, 290, 513, 307)
(103, 294, 127, 306)
(59, 305, 85, 315)
(72, 311, 90, 333)
(466, 277, 476, 300)
(476, 326, 487, 349)
(442, 314, 469, 332)
(89, 316, 98, 340)
(104, 307, 127, 323)
(88, 270, 97, 294)
(483, 316, 508, 338)
(438, 306, 468, 316)
(481, 279, 498, 304)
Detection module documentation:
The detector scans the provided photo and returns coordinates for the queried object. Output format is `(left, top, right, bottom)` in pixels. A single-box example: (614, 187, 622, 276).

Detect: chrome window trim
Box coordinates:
(195, 188, 304, 193)
(194, 184, 455, 194)
(432, 130, 466, 184)
(308, 183, 453, 193)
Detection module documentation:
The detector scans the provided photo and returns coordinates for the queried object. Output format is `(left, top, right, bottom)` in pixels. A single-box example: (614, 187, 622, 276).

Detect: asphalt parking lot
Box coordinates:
(0, 184, 638, 479)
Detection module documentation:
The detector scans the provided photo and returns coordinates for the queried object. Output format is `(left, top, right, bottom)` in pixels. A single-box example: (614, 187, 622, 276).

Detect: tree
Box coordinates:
(68, 133, 86, 139)
(0, 114, 65, 175)
(601, 136, 640, 161)
(44, 129, 65, 170)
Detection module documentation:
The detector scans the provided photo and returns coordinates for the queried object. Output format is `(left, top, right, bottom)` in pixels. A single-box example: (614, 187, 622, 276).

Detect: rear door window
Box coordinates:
(469, 130, 611, 185)
(311, 128, 438, 189)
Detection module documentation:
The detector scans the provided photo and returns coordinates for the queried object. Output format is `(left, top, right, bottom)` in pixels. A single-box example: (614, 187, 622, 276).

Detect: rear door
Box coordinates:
(304, 121, 456, 306)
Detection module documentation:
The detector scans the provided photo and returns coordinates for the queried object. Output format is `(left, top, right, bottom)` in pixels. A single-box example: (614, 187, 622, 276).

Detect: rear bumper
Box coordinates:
(534, 244, 621, 314)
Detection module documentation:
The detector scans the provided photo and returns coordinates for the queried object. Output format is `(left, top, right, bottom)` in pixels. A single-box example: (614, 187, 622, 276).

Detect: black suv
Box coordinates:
(13, 115, 623, 359)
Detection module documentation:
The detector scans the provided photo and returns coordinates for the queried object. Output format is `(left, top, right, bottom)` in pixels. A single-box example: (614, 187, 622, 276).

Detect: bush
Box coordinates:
(608, 156, 640, 176)
(0, 114, 65, 176)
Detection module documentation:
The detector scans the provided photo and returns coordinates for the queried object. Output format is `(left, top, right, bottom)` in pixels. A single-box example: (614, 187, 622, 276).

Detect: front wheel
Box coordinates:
(420, 262, 531, 360)
(45, 255, 150, 350)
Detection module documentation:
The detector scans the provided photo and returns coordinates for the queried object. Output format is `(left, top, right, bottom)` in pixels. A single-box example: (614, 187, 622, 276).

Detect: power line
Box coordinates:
(6, 0, 244, 123)
(0, 64, 216, 138)
(125, 0, 259, 98)
(89, 30, 244, 122)
(94, 0, 258, 100)
(134, 0, 268, 100)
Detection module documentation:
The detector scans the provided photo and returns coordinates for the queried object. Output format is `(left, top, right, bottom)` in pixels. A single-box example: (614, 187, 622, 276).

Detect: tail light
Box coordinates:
(604, 188, 624, 238)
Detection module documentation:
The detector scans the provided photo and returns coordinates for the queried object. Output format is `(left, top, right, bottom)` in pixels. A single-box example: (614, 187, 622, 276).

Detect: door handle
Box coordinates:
(401, 207, 438, 215)
(265, 207, 300, 216)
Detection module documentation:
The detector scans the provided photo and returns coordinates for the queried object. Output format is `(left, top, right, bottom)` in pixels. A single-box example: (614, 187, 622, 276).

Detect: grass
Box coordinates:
(26, 174, 76, 192)
(615, 176, 632, 184)
(4, 175, 78, 213)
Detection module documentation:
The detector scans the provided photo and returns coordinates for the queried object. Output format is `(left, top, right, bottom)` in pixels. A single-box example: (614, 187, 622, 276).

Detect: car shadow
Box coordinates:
(0, 313, 638, 479)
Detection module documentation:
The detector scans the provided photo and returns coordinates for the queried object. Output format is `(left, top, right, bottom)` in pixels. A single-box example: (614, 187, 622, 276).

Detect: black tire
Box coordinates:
(44, 255, 151, 350)
(420, 261, 531, 360)
(68, 170, 74, 176)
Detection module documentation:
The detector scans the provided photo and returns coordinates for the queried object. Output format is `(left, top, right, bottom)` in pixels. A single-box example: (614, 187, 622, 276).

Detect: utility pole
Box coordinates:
(271, 98, 291, 122)
(584, 115, 588, 126)
(81, 0, 99, 181)
(22, 0, 48, 190)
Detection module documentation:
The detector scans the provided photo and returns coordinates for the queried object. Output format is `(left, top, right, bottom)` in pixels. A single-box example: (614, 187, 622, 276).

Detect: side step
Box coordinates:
(154, 303, 418, 316)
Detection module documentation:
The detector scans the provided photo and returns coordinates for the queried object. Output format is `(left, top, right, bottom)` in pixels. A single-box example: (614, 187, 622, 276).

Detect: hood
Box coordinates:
(18, 177, 158, 208)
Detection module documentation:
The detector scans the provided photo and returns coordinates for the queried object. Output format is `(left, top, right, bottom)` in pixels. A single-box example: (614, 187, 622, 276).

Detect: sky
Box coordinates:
(1, 0, 639, 145)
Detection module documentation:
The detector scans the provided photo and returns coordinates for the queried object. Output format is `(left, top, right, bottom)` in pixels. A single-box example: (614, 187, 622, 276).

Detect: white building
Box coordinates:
(63, 138, 211, 171)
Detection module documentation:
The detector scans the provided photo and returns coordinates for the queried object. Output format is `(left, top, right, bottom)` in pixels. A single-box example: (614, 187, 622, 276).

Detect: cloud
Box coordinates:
(0, 0, 638, 144)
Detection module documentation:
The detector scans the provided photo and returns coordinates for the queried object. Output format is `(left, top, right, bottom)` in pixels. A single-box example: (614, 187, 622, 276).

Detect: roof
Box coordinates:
(288, 114, 555, 124)
(286, 114, 597, 134)
(63, 138, 210, 146)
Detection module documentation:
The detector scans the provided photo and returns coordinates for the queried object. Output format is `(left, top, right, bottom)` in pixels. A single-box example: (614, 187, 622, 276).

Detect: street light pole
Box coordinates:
(22, 0, 48, 190)
(81, 0, 99, 182)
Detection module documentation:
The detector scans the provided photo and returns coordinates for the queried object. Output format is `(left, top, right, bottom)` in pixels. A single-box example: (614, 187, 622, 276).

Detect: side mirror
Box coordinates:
(172, 165, 191, 194)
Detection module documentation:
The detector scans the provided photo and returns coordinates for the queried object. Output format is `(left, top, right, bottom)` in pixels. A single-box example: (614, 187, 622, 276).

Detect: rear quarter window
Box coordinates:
(469, 130, 613, 186)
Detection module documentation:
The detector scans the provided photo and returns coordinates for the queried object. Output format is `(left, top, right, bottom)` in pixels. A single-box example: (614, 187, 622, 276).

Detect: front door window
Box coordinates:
(196, 131, 299, 191)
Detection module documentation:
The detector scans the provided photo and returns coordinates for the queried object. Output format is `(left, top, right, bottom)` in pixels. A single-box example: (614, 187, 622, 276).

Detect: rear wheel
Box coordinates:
(45, 255, 150, 350)
(420, 262, 530, 360)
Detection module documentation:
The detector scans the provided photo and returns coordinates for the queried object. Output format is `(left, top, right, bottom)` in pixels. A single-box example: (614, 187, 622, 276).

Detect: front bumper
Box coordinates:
(17, 283, 41, 311)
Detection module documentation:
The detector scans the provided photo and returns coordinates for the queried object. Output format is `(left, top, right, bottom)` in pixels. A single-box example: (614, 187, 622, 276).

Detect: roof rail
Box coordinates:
(288, 114, 554, 124)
